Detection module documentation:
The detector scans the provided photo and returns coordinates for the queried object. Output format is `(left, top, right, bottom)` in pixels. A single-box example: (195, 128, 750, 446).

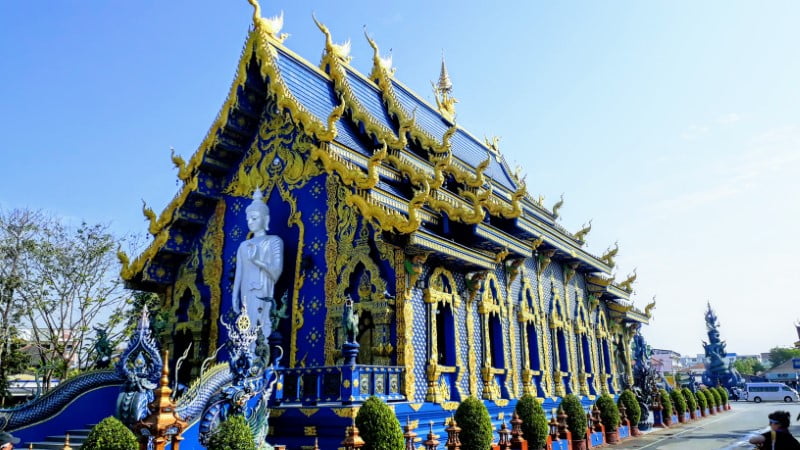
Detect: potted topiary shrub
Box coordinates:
(669, 389, 687, 423)
(717, 387, 730, 410)
(515, 394, 549, 450)
(454, 396, 493, 450)
(659, 389, 673, 426)
(595, 394, 621, 444)
(618, 389, 642, 436)
(82, 416, 138, 450)
(355, 396, 404, 450)
(704, 388, 718, 414)
(682, 388, 698, 420)
(206, 414, 256, 450)
(695, 390, 708, 417)
(560, 394, 588, 450)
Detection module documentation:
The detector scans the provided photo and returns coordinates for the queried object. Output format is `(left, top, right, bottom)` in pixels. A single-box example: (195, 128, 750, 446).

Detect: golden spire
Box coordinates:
(432, 52, 457, 122)
(438, 52, 453, 94)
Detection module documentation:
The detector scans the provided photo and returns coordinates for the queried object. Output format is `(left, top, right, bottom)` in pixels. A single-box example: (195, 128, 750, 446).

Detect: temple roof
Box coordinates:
(119, 7, 641, 310)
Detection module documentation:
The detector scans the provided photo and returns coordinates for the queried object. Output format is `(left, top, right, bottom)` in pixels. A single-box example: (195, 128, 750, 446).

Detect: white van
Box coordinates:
(744, 382, 799, 403)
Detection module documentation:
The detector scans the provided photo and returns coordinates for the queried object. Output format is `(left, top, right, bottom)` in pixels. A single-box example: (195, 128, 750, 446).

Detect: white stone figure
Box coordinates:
(232, 188, 284, 338)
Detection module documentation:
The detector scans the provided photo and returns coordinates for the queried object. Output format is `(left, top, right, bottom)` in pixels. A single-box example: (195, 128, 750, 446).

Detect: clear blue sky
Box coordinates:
(2, 1, 799, 356)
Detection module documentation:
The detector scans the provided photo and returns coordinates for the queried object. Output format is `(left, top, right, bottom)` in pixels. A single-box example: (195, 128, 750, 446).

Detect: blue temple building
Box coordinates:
(112, 3, 653, 448)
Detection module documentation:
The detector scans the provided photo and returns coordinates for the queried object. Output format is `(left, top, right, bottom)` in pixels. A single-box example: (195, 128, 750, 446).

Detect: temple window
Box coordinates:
(424, 267, 463, 403)
(478, 274, 508, 400)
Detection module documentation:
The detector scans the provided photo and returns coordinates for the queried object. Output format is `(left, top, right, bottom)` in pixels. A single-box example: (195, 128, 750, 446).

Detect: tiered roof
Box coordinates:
(119, 5, 649, 323)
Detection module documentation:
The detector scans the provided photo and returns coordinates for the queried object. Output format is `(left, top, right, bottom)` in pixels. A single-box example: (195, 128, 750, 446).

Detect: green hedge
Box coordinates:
(561, 394, 587, 439)
(515, 394, 548, 450)
(454, 396, 494, 450)
(695, 390, 708, 410)
(207, 415, 256, 450)
(355, 396, 404, 450)
(659, 389, 673, 418)
(618, 389, 641, 425)
(82, 416, 138, 450)
(669, 389, 687, 416)
(681, 388, 697, 412)
(594, 394, 620, 430)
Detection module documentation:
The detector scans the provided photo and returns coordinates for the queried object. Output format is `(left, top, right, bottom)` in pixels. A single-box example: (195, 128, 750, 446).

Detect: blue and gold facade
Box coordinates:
(120, 4, 652, 447)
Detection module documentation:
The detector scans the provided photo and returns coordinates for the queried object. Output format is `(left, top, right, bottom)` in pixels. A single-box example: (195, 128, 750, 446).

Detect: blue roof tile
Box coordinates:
(274, 48, 334, 123)
(345, 69, 397, 132)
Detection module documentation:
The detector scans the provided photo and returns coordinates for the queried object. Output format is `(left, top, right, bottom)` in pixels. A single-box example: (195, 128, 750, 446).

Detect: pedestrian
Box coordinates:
(0, 431, 19, 450)
(749, 411, 800, 449)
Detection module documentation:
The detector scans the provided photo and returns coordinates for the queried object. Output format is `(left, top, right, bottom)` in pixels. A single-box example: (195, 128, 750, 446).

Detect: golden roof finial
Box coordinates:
(246, 0, 288, 42)
(432, 51, 457, 122)
(438, 51, 453, 94)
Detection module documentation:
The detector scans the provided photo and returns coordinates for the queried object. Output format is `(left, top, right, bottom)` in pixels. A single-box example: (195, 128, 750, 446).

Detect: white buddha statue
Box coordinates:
(232, 188, 284, 338)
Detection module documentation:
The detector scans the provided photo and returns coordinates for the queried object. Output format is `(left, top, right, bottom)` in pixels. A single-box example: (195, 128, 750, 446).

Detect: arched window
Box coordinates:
(424, 267, 464, 403)
(478, 273, 509, 400)
(548, 279, 572, 396)
(518, 278, 546, 397)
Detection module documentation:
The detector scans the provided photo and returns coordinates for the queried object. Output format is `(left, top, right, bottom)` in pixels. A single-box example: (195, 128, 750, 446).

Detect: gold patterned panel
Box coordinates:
(201, 200, 225, 352)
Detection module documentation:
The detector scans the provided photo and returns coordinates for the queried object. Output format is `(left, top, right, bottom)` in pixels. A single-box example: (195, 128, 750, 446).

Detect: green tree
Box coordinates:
(14, 219, 128, 387)
(82, 416, 138, 450)
(0, 330, 30, 406)
(733, 358, 767, 375)
(768, 347, 800, 368)
(560, 394, 587, 440)
(454, 396, 493, 450)
(207, 414, 256, 450)
(515, 394, 548, 450)
(0, 209, 40, 387)
(355, 396, 404, 450)
(618, 389, 641, 426)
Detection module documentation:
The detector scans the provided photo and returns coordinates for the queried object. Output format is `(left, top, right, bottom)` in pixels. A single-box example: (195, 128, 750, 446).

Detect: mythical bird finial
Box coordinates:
(552, 193, 564, 220)
(246, 1, 288, 42)
(141, 199, 158, 235)
(618, 268, 637, 292)
(313, 14, 351, 63)
(600, 241, 619, 267)
(644, 295, 656, 318)
(484, 135, 501, 154)
(574, 219, 592, 243)
(364, 27, 394, 75)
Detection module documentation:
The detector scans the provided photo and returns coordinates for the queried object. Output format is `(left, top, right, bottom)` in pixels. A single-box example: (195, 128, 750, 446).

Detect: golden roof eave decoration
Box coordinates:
(365, 31, 456, 159)
(618, 268, 637, 293)
(315, 16, 409, 150)
(573, 220, 592, 243)
(345, 179, 429, 234)
(644, 296, 656, 318)
(599, 241, 619, 267)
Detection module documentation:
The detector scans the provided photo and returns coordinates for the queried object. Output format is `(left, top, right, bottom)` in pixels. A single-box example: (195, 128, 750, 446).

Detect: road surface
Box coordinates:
(614, 401, 800, 449)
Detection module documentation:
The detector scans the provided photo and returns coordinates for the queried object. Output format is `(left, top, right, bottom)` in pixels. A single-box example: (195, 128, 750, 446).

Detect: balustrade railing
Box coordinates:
(274, 365, 405, 405)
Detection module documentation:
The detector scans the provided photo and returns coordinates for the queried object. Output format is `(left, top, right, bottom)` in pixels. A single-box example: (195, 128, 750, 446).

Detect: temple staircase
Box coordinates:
(25, 427, 92, 450)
